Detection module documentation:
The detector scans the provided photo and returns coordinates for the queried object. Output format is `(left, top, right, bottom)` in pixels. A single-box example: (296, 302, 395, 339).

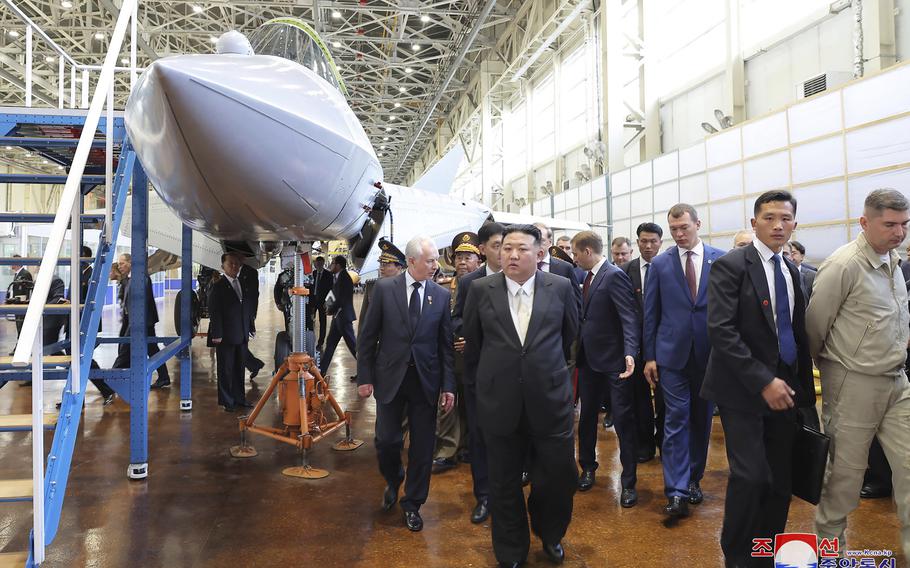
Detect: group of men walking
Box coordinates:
(346, 187, 910, 568)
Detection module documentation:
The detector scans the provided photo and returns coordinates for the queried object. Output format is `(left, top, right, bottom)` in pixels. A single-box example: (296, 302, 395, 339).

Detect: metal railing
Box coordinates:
(5, 0, 139, 563)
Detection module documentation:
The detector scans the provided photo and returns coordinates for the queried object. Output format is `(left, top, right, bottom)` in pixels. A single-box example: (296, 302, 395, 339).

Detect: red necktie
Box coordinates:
(583, 271, 594, 302)
(685, 250, 697, 301)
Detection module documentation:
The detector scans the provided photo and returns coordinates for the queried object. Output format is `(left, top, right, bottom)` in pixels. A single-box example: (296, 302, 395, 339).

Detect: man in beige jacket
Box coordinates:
(807, 188, 910, 559)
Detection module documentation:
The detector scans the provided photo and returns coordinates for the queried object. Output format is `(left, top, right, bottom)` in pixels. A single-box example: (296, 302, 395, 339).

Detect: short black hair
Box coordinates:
(754, 190, 797, 216)
(636, 222, 663, 239)
(478, 222, 505, 245)
(314, 256, 325, 263)
(221, 251, 243, 263)
(789, 240, 806, 255)
(503, 224, 541, 246)
(81, 245, 92, 258)
(332, 255, 347, 269)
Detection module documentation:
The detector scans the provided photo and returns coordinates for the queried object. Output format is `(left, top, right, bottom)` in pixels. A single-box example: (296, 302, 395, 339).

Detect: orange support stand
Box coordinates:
(229, 352, 363, 478)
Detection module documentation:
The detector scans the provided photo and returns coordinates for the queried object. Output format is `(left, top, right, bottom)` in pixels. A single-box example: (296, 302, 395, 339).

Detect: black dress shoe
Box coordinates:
(542, 542, 565, 564)
(521, 471, 530, 486)
(470, 498, 489, 524)
(432, 457, 457, 473)
(578, 469, 595, 492)
(860, 482, 892, 499)
(150, 378, 171, 389)
(637, 451, 655, 463)
(620, 488, 638, 508)
(602, 413, 613, 429)
(404, 510, 423, 532)
(664, 496, 689, 517)
(250, 361, 264, 380)
(499, 562, 523, 568)
(382, 485, 398, 511)
(687, 481, 704, 504)
(223, 405, 236, 413)
(239, 401, 254, 408)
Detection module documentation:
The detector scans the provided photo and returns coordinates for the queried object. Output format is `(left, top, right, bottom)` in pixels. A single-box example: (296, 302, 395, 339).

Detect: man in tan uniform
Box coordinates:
(807, 188, 910, 559)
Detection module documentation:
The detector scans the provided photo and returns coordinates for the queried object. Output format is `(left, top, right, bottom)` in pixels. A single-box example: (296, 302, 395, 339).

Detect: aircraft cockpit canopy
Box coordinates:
(248, 18, 347, 95)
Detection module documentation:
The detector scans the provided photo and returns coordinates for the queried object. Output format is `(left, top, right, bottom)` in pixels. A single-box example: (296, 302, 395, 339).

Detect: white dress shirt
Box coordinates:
(677, 239, 705, 293)
(505, 273, 535, 343)
(224, 274, 243, 302)
(752, 239, 795, 325)
(639, 258, 652, 294)
(589, 257, 608, 279)
(405, 270, 427, 309)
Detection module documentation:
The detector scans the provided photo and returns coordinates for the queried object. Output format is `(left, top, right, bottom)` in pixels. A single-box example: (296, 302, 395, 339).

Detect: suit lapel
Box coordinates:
(523, 274, 553, 348)
(629, 258, 642, 292)
(391, 273, 413, 338)
(489, 273, 522, 349)
(583, 263, 610, 315)
(668, 246, 694, 304)
(745, 245, 776, 333)
(695, 247, 716, 304)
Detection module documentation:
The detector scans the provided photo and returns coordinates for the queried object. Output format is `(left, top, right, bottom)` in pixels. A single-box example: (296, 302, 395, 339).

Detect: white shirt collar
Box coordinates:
(484, 264, 501, 274)
(224, 273, 238, 283)
(678, 239, 704, 258)
(752, 238, 780, 263)
(505, 273, 536, 296)
(541, 253, 551, 264)
(590, 257, 608, 277)
(405, 270, 426, 289)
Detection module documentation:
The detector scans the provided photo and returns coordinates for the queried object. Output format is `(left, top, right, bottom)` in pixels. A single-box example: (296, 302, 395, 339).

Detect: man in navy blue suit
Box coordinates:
(318, 256, 357, 376)
(572, 230, 641, 507)
(357, 235, 455, 533)
(643, 203, 725, 518)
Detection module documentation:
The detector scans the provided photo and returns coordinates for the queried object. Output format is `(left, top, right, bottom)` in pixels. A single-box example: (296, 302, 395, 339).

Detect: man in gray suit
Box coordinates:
(463, 224, 580, 568)
(784, 241, 816, 302)
(357, 235, 455, 533)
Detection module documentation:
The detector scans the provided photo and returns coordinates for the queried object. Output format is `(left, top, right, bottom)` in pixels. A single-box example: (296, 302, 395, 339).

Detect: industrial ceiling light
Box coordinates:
(411, 43, 420, 51)
(8, 30, 20, 38)
(378, 152, 383, 157)
(332, 10, 341, 18)
(332, 41, 341, 48)
(383, 137, 389, 141)
(394, 102, 401, 108)
(209, 36, 218, 43)
(45, 56, 55, 63)
(4, 146, 11, 150)
(405, 67, 414, 73)
(94, 32, 104, 40)
(398, 86, 406, 93)
(380, 145, 386, 150)
(61, 0, 72, 8)
(120, 57, 129, 64)
(389, 115, 395, 121)
(191, 4, 203, 13)
(420, 15, 430, 23)
(385, 127, 392, 132)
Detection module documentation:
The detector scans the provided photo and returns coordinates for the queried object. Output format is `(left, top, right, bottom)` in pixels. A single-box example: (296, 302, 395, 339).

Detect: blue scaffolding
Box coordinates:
(0, 107, 196, 565)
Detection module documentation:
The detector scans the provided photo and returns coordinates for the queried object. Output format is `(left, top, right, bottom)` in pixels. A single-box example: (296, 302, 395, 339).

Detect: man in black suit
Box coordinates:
(311, 256, 334, 348)
(450, 221, 504, 524)
(533, 223, 582, 288)
(782, 241, 816, 303)
(209, 252, 256, 411)
(7, 255, 33, 343)
(620, 222, 664, 462)
(237, 262, 265, 379)
(112, 253, 171, 388)
(318, 256, 357, 376)
(701, 190, 816, 568)
(463, 224, 580, 567)
(787, 239, 816, 271)
(572, 231, 641, 507)
(357, 235, 455, 532)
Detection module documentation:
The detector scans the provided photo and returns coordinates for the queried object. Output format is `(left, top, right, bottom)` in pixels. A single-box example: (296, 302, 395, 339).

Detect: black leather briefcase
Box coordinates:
(791, 423, 830, 505)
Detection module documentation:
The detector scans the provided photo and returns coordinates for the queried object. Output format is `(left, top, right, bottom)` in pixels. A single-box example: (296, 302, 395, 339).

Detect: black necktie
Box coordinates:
(409, 281, 422, 331)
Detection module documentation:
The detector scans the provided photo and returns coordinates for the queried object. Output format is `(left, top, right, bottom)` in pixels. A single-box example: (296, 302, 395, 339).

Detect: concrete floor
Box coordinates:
(0, 290, 905, 567)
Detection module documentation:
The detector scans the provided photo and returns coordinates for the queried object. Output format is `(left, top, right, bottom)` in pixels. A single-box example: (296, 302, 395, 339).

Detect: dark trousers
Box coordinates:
(631, 362, 657, 457)
(578, 366, 638, 489)
(112, 318, 170, 381)
(463, 382, 489, 501)
(719, 406, 797, 567)
(64, 320, 112, 397)
(215, 342, 248, 408)
(315, 303, 328, 345)
(485, 409, 577, 564)
(244, 350, 264, 375)
(375, 367, 437, 512)
(319, 316, 356, 375)
(659, 351, 713, 498)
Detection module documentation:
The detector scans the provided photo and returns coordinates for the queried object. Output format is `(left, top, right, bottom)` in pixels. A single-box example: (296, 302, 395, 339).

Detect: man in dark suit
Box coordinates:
(319, 256, 357, 376)
(702, 190, 816, 568)
(620, 222, 664, 462)
(112, 253, 171, 388)
(7, 255, 33, 343)
(610, 236, 632, 265)
(572, 230, 641, 507)
(643, 203, 725, 518)
(450, 221, 503, 524)
(311, 256, 334, 348)
(787, 239, 816, 271)
(208, 252, 256, 411)
(237, 262, 265, 379)
(463, 224, 580, 567)
(357, 235, 455, 532)
(533, 223, 582, 288)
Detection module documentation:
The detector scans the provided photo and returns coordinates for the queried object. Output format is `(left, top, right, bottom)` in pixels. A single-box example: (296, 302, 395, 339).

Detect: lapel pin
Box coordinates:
(707, 259, 713, 264)
(427, 295, 433, 305)
(762, 299, 769, 307)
